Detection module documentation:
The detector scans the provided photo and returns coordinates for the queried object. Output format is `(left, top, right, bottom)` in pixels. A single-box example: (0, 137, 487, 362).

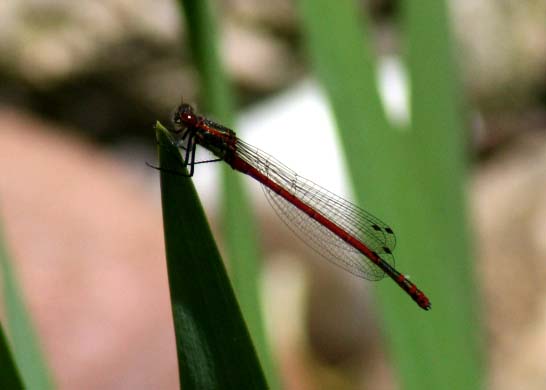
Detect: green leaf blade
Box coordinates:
(0, 224, 53, 390)
(0, 322, 24, 389)
(298, 0, 483, 389)
(155, 122, 267, 389)
(178, 0, 280, 387)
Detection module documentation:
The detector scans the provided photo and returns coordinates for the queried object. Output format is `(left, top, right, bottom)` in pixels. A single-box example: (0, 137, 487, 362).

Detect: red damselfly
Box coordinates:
(166, 102, 431, 310)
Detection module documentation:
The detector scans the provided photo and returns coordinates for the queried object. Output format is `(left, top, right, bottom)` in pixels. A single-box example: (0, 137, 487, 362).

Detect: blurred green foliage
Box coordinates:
(298, 0, 482, 389)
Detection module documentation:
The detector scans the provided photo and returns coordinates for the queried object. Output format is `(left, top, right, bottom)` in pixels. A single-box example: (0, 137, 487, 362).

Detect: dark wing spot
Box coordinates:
(385, 227, 394, 234)
(372, 224, 381, 231)
(383, 246, 392, 254)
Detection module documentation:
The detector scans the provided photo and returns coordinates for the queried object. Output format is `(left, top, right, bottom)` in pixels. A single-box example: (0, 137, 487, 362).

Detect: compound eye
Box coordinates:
(181, 111, 198, 126)
(172, 103, 197, 130)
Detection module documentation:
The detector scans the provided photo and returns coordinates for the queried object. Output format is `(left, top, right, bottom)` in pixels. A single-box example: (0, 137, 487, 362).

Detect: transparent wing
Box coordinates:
(236, 141, 396, 281)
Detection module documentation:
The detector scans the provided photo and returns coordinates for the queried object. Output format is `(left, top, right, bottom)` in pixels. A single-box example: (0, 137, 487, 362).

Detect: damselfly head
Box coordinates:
(172, 103, 198, 131)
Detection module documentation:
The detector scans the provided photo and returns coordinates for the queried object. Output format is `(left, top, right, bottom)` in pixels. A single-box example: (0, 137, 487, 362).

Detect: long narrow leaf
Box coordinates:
(0, 224, 53, 389)
(298, 0, 482, 389)
(399, 1, 483, 388)
(178, 1, 280, 387)
(0, 322, 23, 389)
(156, 122, 267, 389)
